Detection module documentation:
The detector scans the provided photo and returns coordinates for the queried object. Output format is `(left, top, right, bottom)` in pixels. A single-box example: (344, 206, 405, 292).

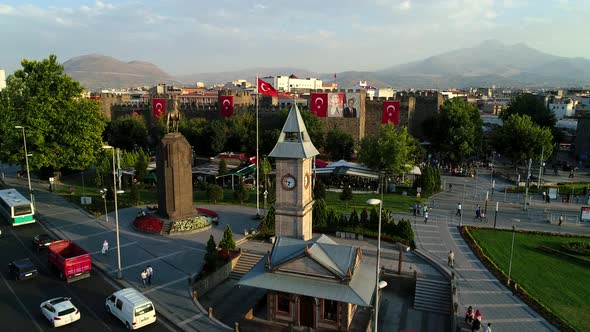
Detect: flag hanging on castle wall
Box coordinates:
(311, 93, 328, 117)
(130, 109, 142, 117)
(382, 101, 400, 124)
(152, 98, 166, 118)
(257, 78, 278, 98)
(220, 95, 234, 118)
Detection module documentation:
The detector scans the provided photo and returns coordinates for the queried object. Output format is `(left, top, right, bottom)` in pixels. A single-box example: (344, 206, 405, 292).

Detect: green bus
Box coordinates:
(0, 189, 35, 226)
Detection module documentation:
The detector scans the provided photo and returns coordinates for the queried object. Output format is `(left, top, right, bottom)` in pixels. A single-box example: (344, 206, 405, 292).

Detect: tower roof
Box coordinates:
(268, 103, 319, 159)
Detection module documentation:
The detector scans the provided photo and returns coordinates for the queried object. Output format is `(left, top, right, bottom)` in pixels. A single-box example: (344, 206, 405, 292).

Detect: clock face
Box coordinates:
(281, 174, 297, 190)
(304, 173, 310, 189)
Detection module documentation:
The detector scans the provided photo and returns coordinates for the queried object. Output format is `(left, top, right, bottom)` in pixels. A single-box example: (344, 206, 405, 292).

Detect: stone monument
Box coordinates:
(156, 96, 193, 220)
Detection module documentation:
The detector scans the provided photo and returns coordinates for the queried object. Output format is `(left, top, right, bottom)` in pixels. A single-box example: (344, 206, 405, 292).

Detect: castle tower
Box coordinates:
(269, 104, 319, 240)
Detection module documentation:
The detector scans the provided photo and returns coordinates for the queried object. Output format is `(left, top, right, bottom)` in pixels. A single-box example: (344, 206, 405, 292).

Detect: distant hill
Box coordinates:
(62, 41, 590, 90)
(63, 54, 179, 91)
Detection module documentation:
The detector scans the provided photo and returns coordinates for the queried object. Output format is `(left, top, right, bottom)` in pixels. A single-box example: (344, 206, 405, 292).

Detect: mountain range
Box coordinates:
(63, 40, 590, 91)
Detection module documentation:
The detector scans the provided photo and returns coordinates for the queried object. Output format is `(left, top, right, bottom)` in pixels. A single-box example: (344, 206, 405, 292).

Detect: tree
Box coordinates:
(105, 115, 148, 151)
(325, 127, 355, 161)
(313, 180, 326, 200)
(259, 205, 276, 236)
(312, 198, 328, 229)
(298, 109, 326, 150)
(326, 207, 339, 230)
(134, 149, 149, 183)
(358, 124, 418, 177)
(204, 235, 218, 270)
(218, 159, 228, 176)
(0, 55, 107, 172)
(340, 186, 353, 208)
(500, 94, 556, 129)
(207, 120, 227, 155)
(491, 114, 554, 165)
(233, 183, 250, 204)
(369, 207, 379, 229)
(206, 184, 224, 203)
(360, 208, 369, 225)
(430, 98, 483, 164)
(414, 165, 442, 195)
(396, 219, 415, 242)
(348, 208, 360, 227)
(219, 225, 236, 250)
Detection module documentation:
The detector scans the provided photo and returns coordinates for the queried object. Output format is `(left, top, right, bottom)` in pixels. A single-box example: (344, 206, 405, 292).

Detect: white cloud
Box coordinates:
(0, 4, 14, 14)
(502, 0, 528, 8)
(399, 0, 411, 10)
(254, 3, 267, 10)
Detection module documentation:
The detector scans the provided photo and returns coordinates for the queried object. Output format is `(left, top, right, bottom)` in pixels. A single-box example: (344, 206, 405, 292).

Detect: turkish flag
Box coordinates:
(152, 98, 166, 118)
(220, 95, 234, 118)
(311, 93, 328, 117)
(257, 78, 278, 98)
(130, 109, 142, 117)
(382, 101, 400, 124)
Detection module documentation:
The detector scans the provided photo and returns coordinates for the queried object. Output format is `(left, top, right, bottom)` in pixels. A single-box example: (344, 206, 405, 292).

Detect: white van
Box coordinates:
(105, 288, 156, 330)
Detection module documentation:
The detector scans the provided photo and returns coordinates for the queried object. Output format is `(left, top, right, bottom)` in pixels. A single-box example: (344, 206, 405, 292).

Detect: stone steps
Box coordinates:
(414, 277, 452, 315)
(229, 252, 264, 280)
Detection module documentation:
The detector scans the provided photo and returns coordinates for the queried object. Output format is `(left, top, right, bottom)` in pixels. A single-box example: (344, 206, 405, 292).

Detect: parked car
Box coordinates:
(8, 258, 38, 281)
(105, 288, 156, 330)
(32, 234, 54, 251)
(40, 297, 81, 327)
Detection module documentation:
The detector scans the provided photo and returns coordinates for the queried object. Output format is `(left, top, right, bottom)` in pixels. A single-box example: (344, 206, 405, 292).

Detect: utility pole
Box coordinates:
(524, 158, 532, 211)
(494, 202, 499, 228)
(537, 146, 544, 188)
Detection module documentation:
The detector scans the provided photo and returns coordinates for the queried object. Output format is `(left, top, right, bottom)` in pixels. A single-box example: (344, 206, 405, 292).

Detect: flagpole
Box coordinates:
(256, 75, 261, 218)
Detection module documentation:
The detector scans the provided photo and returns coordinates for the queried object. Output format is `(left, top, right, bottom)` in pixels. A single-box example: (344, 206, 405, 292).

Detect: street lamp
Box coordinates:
(15, 126, 34, 208)
(100, 188, 108, 223)
(103, 145, 122, 279)
(366, 198, 382, 332)
(507, 225, 516, 286)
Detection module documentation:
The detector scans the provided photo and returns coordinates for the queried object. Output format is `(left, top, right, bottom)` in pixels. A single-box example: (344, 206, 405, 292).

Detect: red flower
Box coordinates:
(134, 215, 163, 233)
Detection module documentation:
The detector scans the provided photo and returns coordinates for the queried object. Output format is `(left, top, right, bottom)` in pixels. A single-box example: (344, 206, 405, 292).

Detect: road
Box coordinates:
(0, 220, 168, 332)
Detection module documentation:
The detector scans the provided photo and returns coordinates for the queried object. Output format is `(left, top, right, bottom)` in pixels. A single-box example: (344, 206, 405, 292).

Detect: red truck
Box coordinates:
(47, 240, 92, 283)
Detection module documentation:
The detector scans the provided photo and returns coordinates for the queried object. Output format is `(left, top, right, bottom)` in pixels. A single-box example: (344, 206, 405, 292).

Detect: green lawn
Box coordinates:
(58, 183, 423, 216)
(469, 228, 590, 331)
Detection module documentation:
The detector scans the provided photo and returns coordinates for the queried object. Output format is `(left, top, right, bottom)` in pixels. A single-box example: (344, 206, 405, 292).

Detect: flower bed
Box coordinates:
(170, 215, 211, 233)
(133, 215, 163, 233)
(196, 208, 219, 225)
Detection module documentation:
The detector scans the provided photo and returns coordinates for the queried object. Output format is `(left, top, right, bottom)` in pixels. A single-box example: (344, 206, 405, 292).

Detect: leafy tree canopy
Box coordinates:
(0, 55, 107, 171)
(491, 114, 554, 165)
(500, 93, 556, 129)
(105, 115, 148, 151)
(431, 98, 483, 164)
(357, 124, 419, 176)
(325, 127, 355, 161)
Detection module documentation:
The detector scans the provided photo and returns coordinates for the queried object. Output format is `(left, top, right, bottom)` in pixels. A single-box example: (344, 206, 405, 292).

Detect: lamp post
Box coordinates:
(507, 225, 516, 286)
(100, 188, 108, 223)
(103, 145, 122, 279)
(366, 198, 382, 332)
(15, 126, 34, 208)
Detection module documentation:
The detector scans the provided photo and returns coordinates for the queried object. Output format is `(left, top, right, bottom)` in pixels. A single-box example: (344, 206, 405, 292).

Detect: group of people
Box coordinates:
(465, 306, 492, 331)
(412, 203, 431, 223)
(140, 265, 154, 287)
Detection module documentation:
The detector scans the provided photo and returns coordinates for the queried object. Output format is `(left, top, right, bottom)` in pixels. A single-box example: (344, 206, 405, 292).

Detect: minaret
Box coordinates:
(268, 104, 319, 240)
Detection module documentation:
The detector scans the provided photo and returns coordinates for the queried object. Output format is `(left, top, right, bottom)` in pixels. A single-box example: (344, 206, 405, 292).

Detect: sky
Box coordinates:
(0, 0, 588, 76)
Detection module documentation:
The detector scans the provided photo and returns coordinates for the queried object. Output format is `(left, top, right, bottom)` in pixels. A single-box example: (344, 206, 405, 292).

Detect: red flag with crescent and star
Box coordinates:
(382, 101, 400, 124)
(152, 98, 166, 118)
(220, 95, 234, 118)
(257, 78, 278, 98)
(311, 93, 328, 117)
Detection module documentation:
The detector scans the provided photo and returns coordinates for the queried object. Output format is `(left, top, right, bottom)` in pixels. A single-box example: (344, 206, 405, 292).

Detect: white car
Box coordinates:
(40, 297, 81, 327)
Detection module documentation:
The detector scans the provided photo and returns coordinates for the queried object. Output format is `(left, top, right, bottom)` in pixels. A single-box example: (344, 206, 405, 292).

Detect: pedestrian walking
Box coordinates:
(424, 211, 429, 223)
(448, 250, 455, 268)
(465, 306, 474, 324)
(412, 203, 417, 216)
(423, 204, 428, 216)
(102, 240, 109, 255)
(456, 202, 462, 217)
(483, 322, 492, 332)
(559, 214, 564, 226)
(449, 183, 453, 192)
(417, 204, 422, 216)
(542, 191, 547, 203)
(471, 318, 482, 332)
(475, 309, 482, 322)
(146, 265, 153, 285)
(140, 270, 147, 287)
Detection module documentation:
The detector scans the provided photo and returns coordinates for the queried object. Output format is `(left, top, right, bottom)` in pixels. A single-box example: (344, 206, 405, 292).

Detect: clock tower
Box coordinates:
(269, 104, 319, 240)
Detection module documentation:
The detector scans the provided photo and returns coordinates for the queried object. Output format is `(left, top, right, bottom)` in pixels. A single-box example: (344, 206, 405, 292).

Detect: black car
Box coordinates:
(8, 258, 38, 281)
(32, 234, 54, 251)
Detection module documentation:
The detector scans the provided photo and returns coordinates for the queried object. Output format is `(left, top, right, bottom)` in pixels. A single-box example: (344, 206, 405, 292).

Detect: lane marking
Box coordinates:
(72, 229, 113, 239)
(52, 218, 98, 230)
(468, 303, 526, 308)
(420, 242, 446, 246)
(178, 312, 204, 326)
(0, 273, 44, 332)
(111, 247, 204, 273)
(458, 278, 501, 282)
(142, 276, 189, 294)
(459, 290, 511, 294)
(455, 268, 486, 271)
(90, 241, 138, 255)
